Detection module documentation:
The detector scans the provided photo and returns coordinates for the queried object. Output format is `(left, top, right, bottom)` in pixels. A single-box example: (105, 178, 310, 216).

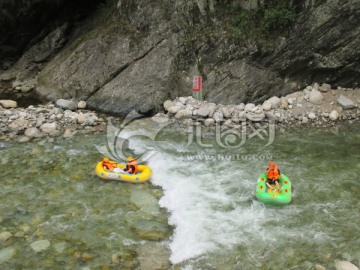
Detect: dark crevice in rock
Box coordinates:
(85, 38, 165, 101)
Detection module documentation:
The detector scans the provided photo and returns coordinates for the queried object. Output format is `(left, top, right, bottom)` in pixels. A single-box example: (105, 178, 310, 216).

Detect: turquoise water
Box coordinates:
(1, 119, 360, 269)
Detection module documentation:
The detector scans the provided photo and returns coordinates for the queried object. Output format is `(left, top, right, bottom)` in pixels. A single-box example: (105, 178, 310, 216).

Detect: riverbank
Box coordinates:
(0, 99, 108, 142)
(1, 83, 360, 144)
(152, 83, 360, 131)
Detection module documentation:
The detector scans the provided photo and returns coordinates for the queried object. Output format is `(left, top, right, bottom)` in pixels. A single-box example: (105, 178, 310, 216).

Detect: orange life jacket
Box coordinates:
(267, 166, 280, 180)
(126, 160, 138, 174)
(103, 161, 117, 171)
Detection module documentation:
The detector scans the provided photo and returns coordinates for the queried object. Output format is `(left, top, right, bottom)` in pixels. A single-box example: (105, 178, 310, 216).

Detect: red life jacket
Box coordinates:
(267, 166, 280, 180)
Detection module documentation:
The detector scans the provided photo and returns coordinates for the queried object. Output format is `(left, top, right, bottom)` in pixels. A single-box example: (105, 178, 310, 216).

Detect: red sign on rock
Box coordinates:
(193, 76, 202, 92)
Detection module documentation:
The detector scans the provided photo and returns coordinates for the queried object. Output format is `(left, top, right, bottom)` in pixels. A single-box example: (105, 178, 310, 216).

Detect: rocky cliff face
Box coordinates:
(0, 0, 359, 116)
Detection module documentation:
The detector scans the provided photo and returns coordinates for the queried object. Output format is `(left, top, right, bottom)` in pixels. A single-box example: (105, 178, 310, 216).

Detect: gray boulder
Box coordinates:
(163, 100, 174, 111)
(337, 95, 355, 109)
(309, 89, 323, 105)
(0, 100, 17, 108)
(329, 110, 339, 121)
(246, 109, 265, 122)
(174, 109, 192, 120)
(56, 99, 77, 111)
(197, 106, 210, 118)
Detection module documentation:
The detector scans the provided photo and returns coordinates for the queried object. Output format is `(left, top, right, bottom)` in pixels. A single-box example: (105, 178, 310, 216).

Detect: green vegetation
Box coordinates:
(221, 0, 297, 39)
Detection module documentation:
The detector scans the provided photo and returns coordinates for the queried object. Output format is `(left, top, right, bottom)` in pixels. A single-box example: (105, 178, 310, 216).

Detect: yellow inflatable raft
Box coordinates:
(95, 160, 152, 183)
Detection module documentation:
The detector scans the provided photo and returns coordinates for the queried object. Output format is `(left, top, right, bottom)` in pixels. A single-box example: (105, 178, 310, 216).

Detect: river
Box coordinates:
(1, 117, 359, 269)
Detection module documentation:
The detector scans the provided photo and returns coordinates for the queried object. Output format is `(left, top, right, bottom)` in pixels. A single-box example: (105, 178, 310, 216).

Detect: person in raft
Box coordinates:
(123, 156, 138, 174)
(266, 162, 282, 191)
(102, 157, 118, 171)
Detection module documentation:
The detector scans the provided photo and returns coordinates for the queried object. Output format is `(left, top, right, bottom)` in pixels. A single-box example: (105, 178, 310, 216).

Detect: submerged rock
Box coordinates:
(0, 231, 12, 241)
(130, 190, 160, 216)
(138, 242, 170, 270)
(131, 220, 170, 241)
(0, 247, 16, 264)
(30, 239, 51, 253)
(335, 260, 359, 270)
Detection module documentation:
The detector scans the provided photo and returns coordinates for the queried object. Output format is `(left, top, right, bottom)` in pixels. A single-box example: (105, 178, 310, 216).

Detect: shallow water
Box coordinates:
(1, 119, 360, 269)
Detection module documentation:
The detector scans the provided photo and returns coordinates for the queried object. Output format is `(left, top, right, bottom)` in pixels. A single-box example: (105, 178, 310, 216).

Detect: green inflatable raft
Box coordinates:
(255, 173, 292, 205)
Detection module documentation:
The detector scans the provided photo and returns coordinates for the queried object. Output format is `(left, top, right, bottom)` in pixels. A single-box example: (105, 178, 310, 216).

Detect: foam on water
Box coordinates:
(146, 148, 270, 264)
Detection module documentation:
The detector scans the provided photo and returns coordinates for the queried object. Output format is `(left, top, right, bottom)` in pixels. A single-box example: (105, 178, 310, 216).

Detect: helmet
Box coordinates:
(127, 156, 134, 162)
(103, 157, 110, 162)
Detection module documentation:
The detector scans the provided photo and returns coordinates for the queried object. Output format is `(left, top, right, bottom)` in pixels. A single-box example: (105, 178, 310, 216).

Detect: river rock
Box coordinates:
(236, 103, 245, 111)
(245, 103, 255, 112)
(111, 253, 121, 264)
(151, 113, 169, 124)
(308, 112, 316, 119)
(335, 260, 359, 270)
(30, 239, 51, 252)
(167, 105, 183, 114)
(25, 127, 41, 138)
(77, 113, 86, 124)
(131, 220, 170, 241)
(0, 231, 12, 241)
(163, 100, 174, 111)
(309, 89, 323, 105)
(267, 96, 281, 109)
(56, 99, 77, 111)
(53, 242, 67, 253)
(208, 103, 217, 117)
(204, 118, 215, 127)
(337, 95, 355, 109)
(329, 110, 339, 121)
(40, 122, 57, 133)
(130, 190, 160, 216)
(36, 115, 46, 127)
(8, 122, 19, 131)
(265, 111, 277, 121)
(18, 136, 30, 143)
(261, 101, 272, 111)
(178, 97, 187, 105)
(14, 118, 30, 128)
(246, 110, 265, 122)
(197, 106, 210, 118)
(0, 100, 17, 108)
(319, 83, 331, 92)
(280, 97, 289, 109)
(222, 106, 234, 118)
(0, 247, 16, 264)
(302, 117, 309, 124)
(63, 128, 77, 138)
(213, 110, 224, 122)
(77, 100, 86, 109)
(138, 242, 170, 270)
(175, 109, 192, 120)
(315, 264, 326, 270)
